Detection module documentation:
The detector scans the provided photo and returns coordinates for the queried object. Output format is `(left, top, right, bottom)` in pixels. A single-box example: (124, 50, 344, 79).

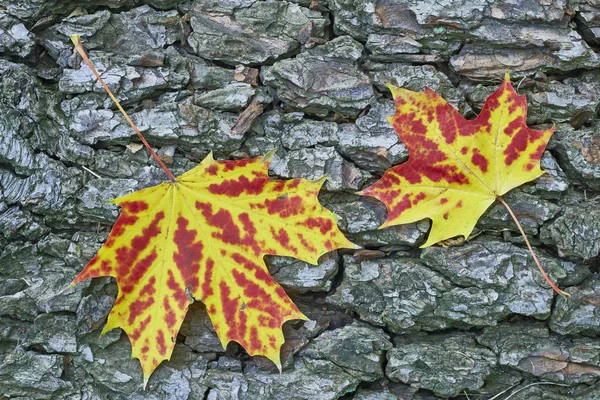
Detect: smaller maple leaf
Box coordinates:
(360, 73, 553, 247)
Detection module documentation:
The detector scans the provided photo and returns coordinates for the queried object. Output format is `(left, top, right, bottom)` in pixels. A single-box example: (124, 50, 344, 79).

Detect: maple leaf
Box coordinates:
(68, 35, 357, 385)
(361, 74, 552, 246)
(360, 74, 564, 294)
(72, 152, 356, 383)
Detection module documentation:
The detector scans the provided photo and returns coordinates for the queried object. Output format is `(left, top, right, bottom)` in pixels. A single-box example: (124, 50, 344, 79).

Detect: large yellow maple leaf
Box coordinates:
(360, 74, 553, 247)
(72, 152, 356, 384)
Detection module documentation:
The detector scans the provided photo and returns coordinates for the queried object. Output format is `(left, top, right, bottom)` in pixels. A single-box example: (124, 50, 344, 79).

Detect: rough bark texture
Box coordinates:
(1, 1, 600, 399)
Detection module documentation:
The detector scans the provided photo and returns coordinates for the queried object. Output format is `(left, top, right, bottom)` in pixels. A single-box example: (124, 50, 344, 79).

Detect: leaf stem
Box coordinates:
(496, 195, 568, 298)
(70, 35, 176, 182)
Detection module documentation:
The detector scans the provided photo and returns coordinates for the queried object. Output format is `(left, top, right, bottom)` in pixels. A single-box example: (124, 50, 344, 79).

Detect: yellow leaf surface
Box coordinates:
(72, 152, 356, 384)
(360, 74, 553, 247)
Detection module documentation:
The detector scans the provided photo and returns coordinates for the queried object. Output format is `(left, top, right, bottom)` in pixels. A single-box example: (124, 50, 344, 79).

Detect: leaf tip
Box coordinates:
(377, 217, 395, 231)
(350, 242, 362, 250)
(262, 148, 278, 164)
(100, 323, 113, 337)
(336, 237, 361, 251)
(419, 234, 446, 249)
(314, 175, 328, 187)
(201, 151, 215, 164)
(385, 82, 398, 92)
(356, 186, 373, 198)
(385, 83, 404, 100)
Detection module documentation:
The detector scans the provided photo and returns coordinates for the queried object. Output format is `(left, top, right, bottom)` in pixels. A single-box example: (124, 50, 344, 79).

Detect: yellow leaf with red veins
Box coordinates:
(360, 74, 553, 247)
(71, 152, 356, 384)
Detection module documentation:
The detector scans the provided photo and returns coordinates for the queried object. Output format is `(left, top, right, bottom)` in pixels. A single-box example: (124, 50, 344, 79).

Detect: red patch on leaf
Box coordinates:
(265, 195, 304, 218)
(222, 158, 251, 172)
(219, 281, 242, 334)
(249, 327, 261, 352)
(111, 214, 138, 238)
(115, 211, 164, 279)
(100, 260, 111, 275)
(297, 233, 316, 252)
(287, 179, 301, 189)
(197, 202, 260, 255)
(201, 258, 215, 299)
(130, 315, 151, 341)
(87, 255, 100, 268)
(118, 251, 158, 289)
(503, 118, 522, 136)
(530, 143, 546, 161)
(270, 227, 297, 252)
(471, 148, 489, 173)
(173, 217, 203, 290)
(163, 297, 176, 328)
(121, 201, 149, 214)
(258, 315, 277, 328)
(413, 192, 426, 205)
(233, 269, 262, 299)
(410, 117, 428, 136)
(128, 296, 155, 325)
(208, 176, 269, 197)
(388, 193, 412, 220)
(420, 164, 469, 184)
(372, 173, 400, 189)
(275, 286, 293, 305)
(436, 103, 457, 144)
(156, 330, 167, 355)
(303, 217, 333, 235)
(139, 277, 156, 297)
(232, 253, 272, 287)
(398, 167, 422, 185)
(206, 164, 218, 175)
(504, 126, 543, 166)
(167, 269, 187, 309)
